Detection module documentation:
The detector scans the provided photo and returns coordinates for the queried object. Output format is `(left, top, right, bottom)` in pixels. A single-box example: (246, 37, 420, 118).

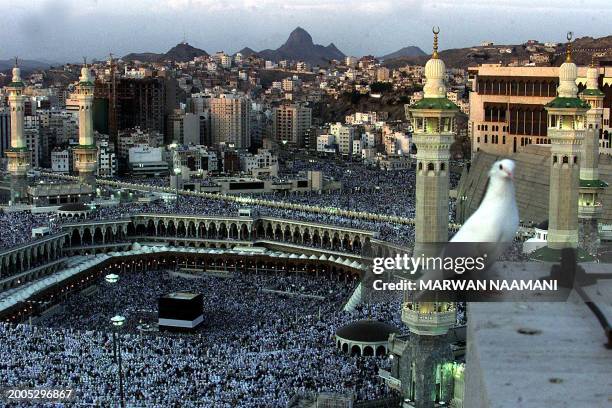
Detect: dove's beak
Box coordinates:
(504, 170, 514, 180)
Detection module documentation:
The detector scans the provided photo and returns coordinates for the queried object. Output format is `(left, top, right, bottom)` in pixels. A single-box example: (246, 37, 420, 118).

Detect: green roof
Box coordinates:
(6, 146, 29, 152)
(579, 179, 608, 188)
(410, 97, 459, 111)
(78, 80, 94, 87)
(8, 81, 24, 88)
(75, 144, 97, 150)
(545, 97, 590, 109)
(581, 88, 605, 97)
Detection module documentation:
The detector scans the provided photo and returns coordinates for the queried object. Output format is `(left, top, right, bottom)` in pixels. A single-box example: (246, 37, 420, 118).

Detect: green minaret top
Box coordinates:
(546, 32, 590, 109)
(8, 57, 24, 88)
(411, 27, 459, 111)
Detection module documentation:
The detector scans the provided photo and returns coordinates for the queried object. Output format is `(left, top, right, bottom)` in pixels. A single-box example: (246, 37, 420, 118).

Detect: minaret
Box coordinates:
(409, 27, 458, 248)
(73, 59, 97, 186)
(544, 33, 590, 252)
(5, 58, 31, 203)
(578, 56, 607, 255)
(387, 28, 458, 408)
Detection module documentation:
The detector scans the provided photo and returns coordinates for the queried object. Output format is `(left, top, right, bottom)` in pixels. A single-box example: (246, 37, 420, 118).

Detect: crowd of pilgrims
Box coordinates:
(0, 269, 407, 407)
(104, 158, 462, 220)
(0, 195, 418, 250)
(0, 158, 466, 250)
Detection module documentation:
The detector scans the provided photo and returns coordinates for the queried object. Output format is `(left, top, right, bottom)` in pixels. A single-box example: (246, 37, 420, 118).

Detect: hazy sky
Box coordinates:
(3, 0, 611, 62)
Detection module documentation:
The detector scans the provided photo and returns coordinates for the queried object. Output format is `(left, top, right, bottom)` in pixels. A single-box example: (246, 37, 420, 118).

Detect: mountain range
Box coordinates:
(0, 59, 56, 71)
(383, 35, 612, 68)
(251, 27, 345, 66)
(378, 46, 427, 61)
(123, 42, 209, 62)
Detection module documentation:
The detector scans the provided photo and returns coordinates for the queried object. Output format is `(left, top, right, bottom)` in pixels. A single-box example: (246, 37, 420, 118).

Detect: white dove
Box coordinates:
(408, 159, 520, 301)
(451, 158, 519, 245)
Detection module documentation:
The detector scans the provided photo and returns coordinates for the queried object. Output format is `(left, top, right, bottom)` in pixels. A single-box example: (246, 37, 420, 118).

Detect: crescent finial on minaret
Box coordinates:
(432, 26, 440, 59)
(565, 31, 573, 63)
(14, 56, 18, 68)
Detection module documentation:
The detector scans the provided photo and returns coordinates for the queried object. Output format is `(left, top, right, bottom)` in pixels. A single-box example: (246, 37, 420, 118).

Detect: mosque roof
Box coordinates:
(336, 319, 399, 343)
(545, 97, 590, 109)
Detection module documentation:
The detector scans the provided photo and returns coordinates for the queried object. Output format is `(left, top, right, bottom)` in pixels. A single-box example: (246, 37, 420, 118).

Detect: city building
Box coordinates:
(210, 94, 252, 149)
(316, 134, 337, 153)
(51, 148, 71, 173)
(272, 104, 312, 146)
(96, 136, 117, 177)
(171, 145, 218, 175)
(376, 67, 390, 82)
(24, 115, 40, 168)
(0, 111, 11, 159)
(128, 145, 168, 176)
(168, 110, 203, 145)
(240, 148, 278, 175)
(330, 123, 355, 156)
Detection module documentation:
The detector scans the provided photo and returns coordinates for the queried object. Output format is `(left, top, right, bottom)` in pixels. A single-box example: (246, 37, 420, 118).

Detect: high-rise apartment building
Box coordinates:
(95, 76, 174, 144)
(24, 115, 40, 168)
(0, 111, 11, 159)
(210, 94, 251, 149)
(272, 104, 312, 146)
(168, 110, 203, 145)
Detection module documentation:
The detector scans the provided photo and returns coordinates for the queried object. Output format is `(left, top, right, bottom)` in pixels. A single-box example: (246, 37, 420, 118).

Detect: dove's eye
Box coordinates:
(499, 164, 503, 170)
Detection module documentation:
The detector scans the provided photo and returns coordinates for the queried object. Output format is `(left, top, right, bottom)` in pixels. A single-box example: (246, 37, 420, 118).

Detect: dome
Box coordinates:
(425, 57, 445, 80)
(557, 61, 578, 98)
(423, 57, 447, 98)
(336, 319, 399, 343)
(80, 66, 92, 82)
(12, 66, 21, 83)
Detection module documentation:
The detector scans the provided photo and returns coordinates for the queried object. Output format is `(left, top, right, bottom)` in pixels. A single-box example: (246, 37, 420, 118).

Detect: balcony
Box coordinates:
(578, 202, 603, 218)
(402, 304, 456, 335)
(379, 369, 402, 391)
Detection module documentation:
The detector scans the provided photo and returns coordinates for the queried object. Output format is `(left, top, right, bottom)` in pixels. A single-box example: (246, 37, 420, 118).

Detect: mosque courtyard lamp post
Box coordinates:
(174, 167, 182, 208)
(110, 315, 126, 408)
(105, 273, 120, 361)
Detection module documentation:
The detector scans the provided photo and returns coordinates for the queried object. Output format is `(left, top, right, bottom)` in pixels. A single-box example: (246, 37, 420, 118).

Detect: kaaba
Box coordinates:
(158, 292, 204, 332)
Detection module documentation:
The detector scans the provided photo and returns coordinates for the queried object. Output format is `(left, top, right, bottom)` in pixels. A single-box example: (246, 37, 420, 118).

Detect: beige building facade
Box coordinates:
(468, 64, 612, 156)
(210, 94, 251, 149)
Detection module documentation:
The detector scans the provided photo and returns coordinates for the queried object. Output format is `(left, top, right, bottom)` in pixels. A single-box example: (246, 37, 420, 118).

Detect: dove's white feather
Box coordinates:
(451, 159, 519, 244)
